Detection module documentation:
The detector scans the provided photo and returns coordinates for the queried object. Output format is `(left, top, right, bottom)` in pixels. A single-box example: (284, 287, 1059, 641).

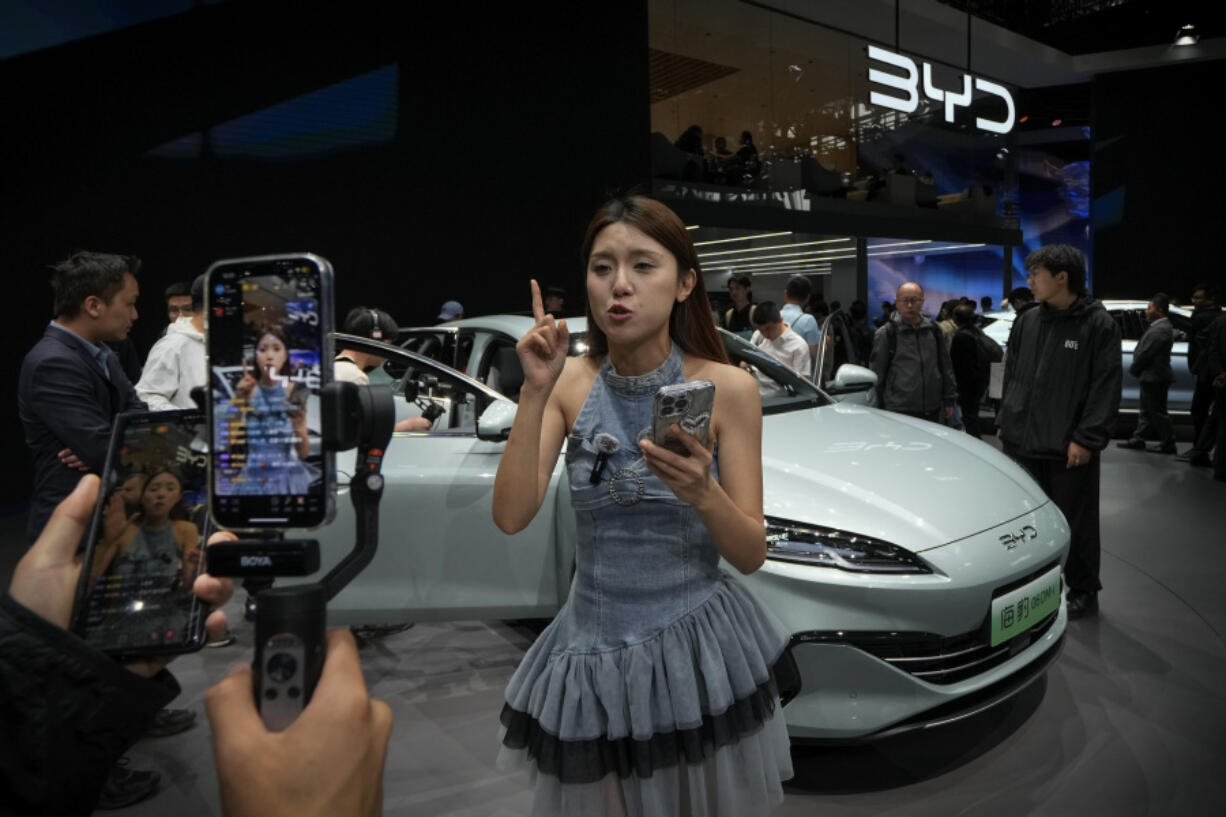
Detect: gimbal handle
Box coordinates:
(252, 382, 394, 730)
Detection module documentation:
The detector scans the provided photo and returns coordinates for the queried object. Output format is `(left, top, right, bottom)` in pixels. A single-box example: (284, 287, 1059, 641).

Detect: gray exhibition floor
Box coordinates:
(2, 440, 1225, 816)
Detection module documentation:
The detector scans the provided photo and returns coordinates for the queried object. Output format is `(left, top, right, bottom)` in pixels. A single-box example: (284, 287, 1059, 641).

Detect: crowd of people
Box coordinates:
(6, 206, 1225, 815)
(726, 249, 1224, 628)
(673, 124, 761, 185)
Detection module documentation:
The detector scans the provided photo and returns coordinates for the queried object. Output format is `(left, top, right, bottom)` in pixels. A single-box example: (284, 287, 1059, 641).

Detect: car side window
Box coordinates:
(1112, 310, 1146, 341)
(400, 367, 486, 435)
(455, 332, 475, 373)
(478, 339, 525, 403)
(404, 333, 448, 364)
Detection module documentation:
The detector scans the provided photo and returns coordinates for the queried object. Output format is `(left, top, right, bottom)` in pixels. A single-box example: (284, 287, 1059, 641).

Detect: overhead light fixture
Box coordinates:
(698, 237, 850, 259)
(685, 224, 700, 230)
(693, 231, 792, 247)
(703, 254, 838, 271)
(1174, 24, 1199, 46)
(863, 240, 985, 256)
(753, 268, 833, 276)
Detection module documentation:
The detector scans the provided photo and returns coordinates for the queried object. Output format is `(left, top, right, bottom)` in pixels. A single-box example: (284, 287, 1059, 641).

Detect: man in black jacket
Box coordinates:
(1177, 283, 1221, 465)
(1117, 293, 1176, 454)
(998, 245, 1122, 619)
(950, 301, 996, 437)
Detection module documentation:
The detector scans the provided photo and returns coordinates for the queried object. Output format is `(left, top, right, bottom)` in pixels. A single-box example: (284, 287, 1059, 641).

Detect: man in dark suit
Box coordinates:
(1117, 293, 1176, 454)
(17, 252, 199, 806)
(18, 251, 146, 544)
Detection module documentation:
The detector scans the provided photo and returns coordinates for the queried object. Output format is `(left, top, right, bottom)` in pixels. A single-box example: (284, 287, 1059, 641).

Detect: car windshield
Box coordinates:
(568, 330, 827, 414)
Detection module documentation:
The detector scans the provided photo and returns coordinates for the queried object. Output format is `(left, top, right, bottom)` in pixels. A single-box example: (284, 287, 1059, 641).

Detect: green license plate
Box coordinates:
(990, 566, 1063, 647)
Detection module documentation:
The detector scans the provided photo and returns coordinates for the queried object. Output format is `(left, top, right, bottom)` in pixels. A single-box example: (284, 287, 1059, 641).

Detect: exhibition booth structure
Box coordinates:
(647, 0, 1093, 313)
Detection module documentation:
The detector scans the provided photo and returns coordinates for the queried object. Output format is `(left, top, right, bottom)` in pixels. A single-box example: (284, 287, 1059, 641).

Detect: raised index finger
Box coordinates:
(530, 279, 545, 323)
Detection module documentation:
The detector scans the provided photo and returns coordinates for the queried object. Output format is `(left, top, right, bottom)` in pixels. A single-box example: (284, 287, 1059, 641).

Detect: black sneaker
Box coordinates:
(1175, 449, 1212, 466)
(97, 757, 160, 810)
(351, 622, 415, 648)
(1116, 438, 1146, 450)
(145, 707, 197, 738)
(1067, 591, 1099, 620)
(1146, 442, 1177, 454)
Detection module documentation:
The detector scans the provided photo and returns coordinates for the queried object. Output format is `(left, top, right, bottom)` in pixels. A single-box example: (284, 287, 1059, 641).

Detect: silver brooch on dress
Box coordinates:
(608, 468, 644, 506)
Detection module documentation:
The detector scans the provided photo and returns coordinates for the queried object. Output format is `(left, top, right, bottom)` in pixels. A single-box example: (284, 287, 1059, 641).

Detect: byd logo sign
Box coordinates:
(867, 44, 1015, 134)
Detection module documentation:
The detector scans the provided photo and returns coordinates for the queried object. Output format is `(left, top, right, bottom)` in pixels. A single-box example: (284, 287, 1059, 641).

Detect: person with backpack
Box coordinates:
(950, 301, 1001, 436)
(869, 281, 957, 422)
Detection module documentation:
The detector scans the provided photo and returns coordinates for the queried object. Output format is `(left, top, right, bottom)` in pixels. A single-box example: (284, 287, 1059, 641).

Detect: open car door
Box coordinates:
(816, 311, 877, 406)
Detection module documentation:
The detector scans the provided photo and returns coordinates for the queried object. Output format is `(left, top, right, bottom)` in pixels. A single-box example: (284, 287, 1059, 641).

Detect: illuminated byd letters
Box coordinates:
(867, 44, 1015, 134)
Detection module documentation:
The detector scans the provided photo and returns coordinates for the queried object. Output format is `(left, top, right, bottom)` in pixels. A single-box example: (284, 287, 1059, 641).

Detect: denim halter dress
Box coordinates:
(498, 344, 793, 816)
(238, 382, 314, 495)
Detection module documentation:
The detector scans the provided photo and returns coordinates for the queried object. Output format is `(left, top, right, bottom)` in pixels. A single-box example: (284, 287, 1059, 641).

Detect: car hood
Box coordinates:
(760, 403, 1048, 552)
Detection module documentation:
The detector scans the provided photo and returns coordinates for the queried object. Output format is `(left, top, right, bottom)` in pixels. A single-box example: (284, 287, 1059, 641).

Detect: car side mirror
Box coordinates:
(828, 364, 877, 393)
(477, 398, 517, 442)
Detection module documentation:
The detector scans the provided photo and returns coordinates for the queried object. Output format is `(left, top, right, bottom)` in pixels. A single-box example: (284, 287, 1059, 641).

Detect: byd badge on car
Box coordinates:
(999, 525, 1038, 550)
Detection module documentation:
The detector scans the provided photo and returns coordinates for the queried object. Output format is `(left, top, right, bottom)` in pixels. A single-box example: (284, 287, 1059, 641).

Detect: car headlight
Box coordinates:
(764, 516, 931, 574)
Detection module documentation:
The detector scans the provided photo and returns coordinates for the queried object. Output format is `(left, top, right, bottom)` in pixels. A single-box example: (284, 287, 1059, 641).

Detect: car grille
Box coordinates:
(791, 562, 1062, 686)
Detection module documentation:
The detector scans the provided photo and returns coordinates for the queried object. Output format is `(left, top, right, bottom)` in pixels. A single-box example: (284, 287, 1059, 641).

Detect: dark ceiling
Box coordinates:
(937, 0, 1226, 55)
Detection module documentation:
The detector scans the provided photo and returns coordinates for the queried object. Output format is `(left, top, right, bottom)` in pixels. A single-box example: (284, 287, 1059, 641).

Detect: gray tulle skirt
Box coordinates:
(497, 576, 794, 816)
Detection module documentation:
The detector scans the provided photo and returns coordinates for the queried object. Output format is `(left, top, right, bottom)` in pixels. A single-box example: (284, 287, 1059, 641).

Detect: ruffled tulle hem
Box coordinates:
(500, 667, 781, 783)
(498, 704, 793, 817)
(500, 575, 792, 787)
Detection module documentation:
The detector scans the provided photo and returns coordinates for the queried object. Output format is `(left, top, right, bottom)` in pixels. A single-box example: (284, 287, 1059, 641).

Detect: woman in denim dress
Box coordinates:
(493, 196, 792, 815)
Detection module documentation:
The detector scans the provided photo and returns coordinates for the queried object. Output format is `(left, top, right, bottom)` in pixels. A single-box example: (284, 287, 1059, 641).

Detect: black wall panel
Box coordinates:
(1, 1, 649, 505)
(1091, 60, 1226, 300)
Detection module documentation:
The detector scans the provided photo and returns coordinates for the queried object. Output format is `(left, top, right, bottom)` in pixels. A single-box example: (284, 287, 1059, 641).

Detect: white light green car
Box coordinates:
(299, 315, 1069, 742)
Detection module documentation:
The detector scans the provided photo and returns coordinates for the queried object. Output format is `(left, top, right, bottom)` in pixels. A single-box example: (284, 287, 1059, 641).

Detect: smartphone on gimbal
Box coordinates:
(205, 254, 335, 530)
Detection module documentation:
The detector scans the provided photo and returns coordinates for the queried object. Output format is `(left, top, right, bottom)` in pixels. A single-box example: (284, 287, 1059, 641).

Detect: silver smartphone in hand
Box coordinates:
(651, 380, 714, 456)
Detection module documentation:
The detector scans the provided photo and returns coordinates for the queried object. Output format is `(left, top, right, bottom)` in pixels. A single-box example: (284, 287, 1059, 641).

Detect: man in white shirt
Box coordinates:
(136, 275, 206, 410)
(779, 275, 820, 364)
(749, 300, 811, 378)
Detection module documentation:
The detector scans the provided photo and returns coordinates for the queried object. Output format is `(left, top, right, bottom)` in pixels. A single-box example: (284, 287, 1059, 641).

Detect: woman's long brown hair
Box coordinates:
(581, 196, 729, 364)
